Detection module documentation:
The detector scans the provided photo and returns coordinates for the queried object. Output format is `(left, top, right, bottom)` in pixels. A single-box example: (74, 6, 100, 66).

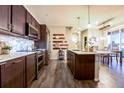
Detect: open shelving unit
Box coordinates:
(52, 34, 68, 50)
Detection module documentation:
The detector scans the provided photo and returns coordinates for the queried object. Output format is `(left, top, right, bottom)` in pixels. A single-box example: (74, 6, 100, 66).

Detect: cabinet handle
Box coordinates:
(7, 24, 11, 31)
(0, 62, 7, 66)
(0, 62, 7, 68)
(12, 59, 22, 64)
(11, 25, 14, 30)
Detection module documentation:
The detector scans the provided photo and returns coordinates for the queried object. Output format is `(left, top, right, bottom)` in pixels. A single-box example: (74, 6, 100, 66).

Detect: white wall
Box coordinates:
(49, 26, 67, 59)
(48, 25, 78, 59)
(66, 28, 78, 49)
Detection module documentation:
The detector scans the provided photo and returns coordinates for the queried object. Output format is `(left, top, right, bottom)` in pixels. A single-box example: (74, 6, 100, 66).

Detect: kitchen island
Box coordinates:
(67, 50, 101, 81)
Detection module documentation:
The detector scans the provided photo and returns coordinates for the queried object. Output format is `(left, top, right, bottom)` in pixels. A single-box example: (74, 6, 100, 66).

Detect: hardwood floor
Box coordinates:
(31, 58, 124, 88)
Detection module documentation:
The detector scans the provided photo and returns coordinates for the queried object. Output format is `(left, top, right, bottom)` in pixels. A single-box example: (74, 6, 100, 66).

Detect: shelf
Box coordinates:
(53, 41, 63, 43)
(53, 48, 67, 50)
(53, 34, 64, 36)
(52, 33, 68, 50)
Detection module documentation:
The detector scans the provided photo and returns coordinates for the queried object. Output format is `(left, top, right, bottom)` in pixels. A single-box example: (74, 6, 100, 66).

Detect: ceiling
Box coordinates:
(25, 5, 124, 29)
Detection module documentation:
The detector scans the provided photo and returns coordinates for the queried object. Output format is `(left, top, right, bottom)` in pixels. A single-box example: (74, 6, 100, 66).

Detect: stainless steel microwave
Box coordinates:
(25, 23, 38, 38)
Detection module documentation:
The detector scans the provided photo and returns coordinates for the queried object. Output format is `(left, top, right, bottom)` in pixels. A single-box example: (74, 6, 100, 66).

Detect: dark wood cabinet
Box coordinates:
(26, 11, 40, 39)
(0, 57, 25, 88)
(11, 5, 26, 35)
(26, 11, 32, 25)
(25, 53, 36, 87)
(67, 50, 95, 80)
(27, 11, 39, 29)
(35, 25, 50, 65)
(36, 25, 50, 49)
(0, 5, 40, 39)
(67, 50, 76, 76)
(0, 5, 11, 31)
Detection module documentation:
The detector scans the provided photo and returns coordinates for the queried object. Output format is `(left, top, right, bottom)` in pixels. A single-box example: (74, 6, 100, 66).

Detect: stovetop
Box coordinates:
(35, 49, 46, 55)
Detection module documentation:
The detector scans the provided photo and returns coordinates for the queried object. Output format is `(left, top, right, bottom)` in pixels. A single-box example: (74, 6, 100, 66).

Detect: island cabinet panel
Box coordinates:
(25, 53, 36, 87)
(67, 50, 95, 80)
(76, 55, 95, 80)
(11, 5, 26, 35)
(0, 5, 11, 31)
(0, 57, 25, 88)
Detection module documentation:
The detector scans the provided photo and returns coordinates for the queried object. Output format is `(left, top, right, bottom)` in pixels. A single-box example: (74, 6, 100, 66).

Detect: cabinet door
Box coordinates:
(12, 5, 26, 35)
(35, 21, 40, 39)
(27, 11, 32, 25)
(26, 54, 36, 87)
(27, 11, 40, 39)
(0, 61, 14, 88)
(0, 5, 11, 31)
(0, 57, 25, 88)
(12, 57, 25, 88)
(27, 11, 36, 28)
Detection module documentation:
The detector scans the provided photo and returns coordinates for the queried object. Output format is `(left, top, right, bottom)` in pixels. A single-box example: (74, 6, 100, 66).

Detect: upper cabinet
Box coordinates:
(26, 11, 33, 25)
(0, 5, 11, 31)
(11, 5, 26, 35)
(0, 5, 40, 39)
(35, 25, 50, 50)
(26, 11, 40, 39)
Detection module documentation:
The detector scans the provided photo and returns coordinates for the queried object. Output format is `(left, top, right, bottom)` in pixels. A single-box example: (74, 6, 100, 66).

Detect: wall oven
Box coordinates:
(26, 23, 38, 38)
(36, 49, 45, 79)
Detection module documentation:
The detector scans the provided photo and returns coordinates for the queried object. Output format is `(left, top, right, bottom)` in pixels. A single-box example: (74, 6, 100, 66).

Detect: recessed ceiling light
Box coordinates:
(95, 21, 99, 24)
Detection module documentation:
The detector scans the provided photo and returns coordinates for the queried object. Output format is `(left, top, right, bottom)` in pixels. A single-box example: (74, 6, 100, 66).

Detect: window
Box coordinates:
(107, 26, 124, 57)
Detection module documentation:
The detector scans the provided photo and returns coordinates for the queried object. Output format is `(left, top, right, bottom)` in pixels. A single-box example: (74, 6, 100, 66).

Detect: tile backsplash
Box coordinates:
(0, 34, 34, 52)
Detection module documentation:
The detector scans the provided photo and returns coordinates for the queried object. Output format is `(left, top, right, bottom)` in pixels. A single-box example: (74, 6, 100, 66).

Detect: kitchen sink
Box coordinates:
(72, 49, 81, 51)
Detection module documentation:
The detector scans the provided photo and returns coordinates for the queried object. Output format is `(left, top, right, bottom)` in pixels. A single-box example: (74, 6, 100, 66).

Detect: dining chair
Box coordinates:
(102, 54, 112, 65)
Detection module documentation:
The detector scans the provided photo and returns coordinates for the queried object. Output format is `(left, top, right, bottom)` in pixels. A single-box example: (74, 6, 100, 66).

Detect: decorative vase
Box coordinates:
(89, 47, 93, 52)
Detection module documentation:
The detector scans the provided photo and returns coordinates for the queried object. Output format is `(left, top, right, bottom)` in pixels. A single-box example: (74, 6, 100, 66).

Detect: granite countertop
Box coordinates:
(0, 52, 36, 63)
(68, 49, 114, 55)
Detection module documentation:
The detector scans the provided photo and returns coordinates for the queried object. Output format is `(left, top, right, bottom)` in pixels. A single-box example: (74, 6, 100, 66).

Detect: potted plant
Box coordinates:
(88, 37, 98, 52)
(2, 45, 12, 54)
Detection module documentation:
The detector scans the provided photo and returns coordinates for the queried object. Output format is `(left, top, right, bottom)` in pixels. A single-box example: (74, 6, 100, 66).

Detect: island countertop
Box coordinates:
(0, 52, 36, 63)
(68, 49, 113, 55)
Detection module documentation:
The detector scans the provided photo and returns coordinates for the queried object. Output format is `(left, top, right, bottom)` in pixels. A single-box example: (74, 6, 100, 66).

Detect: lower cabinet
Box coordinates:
(0, 53, 37, 88)
(67, 50, 95, 80)
(0, 57, 25, 88)
(25, 53, 36, 87)
(67, 51, 76, 76)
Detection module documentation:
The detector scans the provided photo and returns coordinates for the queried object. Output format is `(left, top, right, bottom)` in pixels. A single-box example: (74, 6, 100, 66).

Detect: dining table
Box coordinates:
(97, 50, 123, 65)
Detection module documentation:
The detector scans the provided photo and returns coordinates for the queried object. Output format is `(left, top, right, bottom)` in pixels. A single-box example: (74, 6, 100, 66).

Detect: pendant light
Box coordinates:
(87, 5, 92, 28)
(77, 16, 81, 32)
